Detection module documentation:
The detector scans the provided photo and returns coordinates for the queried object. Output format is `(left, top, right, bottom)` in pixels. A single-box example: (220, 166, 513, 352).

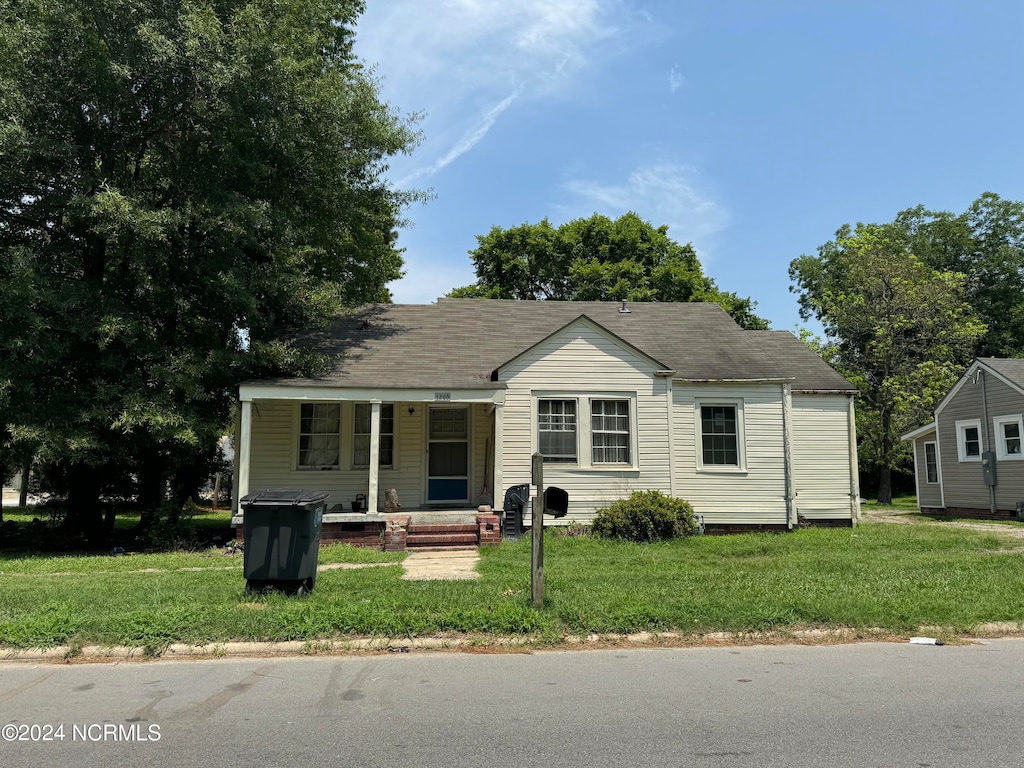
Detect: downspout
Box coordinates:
(848, 395, 861, 524)
(980, 369, 997, 516)
(781, 383, 795, 530)
(656, 372, 677, 498)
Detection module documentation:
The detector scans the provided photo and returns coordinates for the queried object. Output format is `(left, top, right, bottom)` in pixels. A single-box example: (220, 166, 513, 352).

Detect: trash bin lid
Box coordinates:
(240, 489, 330, 506)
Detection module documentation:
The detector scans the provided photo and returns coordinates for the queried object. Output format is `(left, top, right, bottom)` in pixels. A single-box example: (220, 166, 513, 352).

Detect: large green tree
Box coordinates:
(449, 212, 769, 330)
(0, 0, 419, 535)
(790, 225, 985, 504)
(892, 193, 1024, 358)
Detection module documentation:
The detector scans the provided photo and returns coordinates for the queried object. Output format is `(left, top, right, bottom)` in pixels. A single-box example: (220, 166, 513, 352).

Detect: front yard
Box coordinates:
(3, 519, 1024, 655)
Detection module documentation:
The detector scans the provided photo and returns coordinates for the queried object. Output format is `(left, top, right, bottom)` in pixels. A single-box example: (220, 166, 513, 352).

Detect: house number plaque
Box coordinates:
(434, 392, 452, 401)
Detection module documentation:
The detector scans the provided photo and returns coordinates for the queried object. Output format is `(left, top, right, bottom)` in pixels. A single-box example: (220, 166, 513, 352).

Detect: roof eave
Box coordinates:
(901, 422, 938, 442)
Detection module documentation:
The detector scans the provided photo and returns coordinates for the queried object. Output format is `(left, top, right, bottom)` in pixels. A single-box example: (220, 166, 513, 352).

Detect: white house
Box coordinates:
(233, 299, 859, 534)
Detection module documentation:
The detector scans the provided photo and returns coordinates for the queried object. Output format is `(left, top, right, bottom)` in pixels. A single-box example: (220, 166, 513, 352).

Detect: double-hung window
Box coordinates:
(535, 395, 635, 467)
(994, 414, 1023, 460)
(701, 405, 739, 467)
(298, 403, 341, 469)
(538, 399, 577, 463)
(694, 399, 745, 471)
(924, 442, 939, 483)
(353, 403, 394, 468)
(955, 419, 983, 462)
(591, 399, 630, 464)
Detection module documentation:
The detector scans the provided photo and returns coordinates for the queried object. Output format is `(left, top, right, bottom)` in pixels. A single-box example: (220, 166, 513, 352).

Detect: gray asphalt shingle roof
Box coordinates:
(980, 357, 1024, 388)
(254, 299, 854, 392)
(748, 330, 858, 392)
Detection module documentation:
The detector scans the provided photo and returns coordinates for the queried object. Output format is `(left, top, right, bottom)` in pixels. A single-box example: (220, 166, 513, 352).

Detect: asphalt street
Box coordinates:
(2, 639, 1023, 768)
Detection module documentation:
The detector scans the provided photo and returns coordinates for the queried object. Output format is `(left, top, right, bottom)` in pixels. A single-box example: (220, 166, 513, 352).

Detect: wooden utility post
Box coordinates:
(531, 452, 544, 608)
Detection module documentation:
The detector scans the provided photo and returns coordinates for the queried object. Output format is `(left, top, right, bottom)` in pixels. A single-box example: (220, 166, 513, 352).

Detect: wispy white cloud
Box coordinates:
(559, 163, 729, 256)
(669, 65, 684, 93)
(355, 1, 624, 185)
(397, 85, 525, 188)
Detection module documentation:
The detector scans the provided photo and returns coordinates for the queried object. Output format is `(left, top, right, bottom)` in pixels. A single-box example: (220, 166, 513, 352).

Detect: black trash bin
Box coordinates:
(241, 489, 329, 595)
(501, 484, 531, 541)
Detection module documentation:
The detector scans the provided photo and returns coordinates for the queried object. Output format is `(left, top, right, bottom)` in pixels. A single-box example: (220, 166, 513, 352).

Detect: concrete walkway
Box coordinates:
(400, 549, 481, 580)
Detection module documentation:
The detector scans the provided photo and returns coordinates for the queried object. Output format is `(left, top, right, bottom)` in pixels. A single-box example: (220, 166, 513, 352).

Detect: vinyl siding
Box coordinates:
(672, 384, 788, 525)
(248, 399, 428, 511)
(469, 402, 494, 505)
(911, 433, 943, 508)
(499, 320, 670, 522)
(791, 394, 855, 520)
(937, 374, 1024, 510)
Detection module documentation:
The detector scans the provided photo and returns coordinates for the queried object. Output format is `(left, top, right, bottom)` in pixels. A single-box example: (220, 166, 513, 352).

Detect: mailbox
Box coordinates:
(543, 486, 569, 519)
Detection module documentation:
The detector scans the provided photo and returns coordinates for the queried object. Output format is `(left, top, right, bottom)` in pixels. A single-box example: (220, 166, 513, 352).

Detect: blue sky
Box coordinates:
(353, 1, 1024, 332)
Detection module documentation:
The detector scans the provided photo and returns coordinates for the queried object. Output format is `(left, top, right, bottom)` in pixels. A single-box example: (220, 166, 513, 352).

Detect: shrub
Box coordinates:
(591, 490, 697, 543)
(143, 500, 199, 551)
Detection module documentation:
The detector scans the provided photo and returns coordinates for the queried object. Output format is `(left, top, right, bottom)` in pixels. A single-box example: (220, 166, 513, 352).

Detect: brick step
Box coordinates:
(407, 524, 478, 535)
(406, 533, 479, 547)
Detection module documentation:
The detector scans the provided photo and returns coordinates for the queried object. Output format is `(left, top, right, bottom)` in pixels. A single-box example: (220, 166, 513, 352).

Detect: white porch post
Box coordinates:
(368, 400, 381, 513)
(237, 399, 252, 510)
(492, 398, 504, 508)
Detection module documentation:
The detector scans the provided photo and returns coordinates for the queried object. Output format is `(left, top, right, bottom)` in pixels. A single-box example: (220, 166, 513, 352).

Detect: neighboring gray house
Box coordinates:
(902, 358, 1024, 519)
(233, 299, 860, 530)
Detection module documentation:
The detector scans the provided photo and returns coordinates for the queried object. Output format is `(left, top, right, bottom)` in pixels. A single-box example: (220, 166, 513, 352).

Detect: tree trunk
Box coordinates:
(18, 459, 30, 508)
(877, 407, 893, 505)
(65, 463, 105, 541)
(135, 450, 167, 531)
(877, 465, 892, 506)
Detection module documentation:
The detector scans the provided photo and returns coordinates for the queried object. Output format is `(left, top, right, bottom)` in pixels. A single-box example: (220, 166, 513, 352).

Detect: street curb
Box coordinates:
(4, 624, 1024, 664)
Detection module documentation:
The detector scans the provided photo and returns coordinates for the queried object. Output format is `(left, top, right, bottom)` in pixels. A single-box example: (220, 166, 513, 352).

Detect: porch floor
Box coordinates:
(322, 508, 489, 525)
(232, 508, 491, 527)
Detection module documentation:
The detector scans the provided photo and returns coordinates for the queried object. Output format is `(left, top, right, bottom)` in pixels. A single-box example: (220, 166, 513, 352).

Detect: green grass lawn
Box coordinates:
(3, 523, 1024, 653)
(0, 504, 234, 531)
(859, 492, 919, 512)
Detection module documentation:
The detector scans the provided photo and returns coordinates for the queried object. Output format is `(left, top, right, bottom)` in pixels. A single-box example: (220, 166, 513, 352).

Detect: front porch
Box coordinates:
(234, 385, 508, 518)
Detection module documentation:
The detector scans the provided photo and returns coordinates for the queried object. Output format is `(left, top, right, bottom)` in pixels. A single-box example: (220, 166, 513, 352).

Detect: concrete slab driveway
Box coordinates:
(401, 550, 480, 580)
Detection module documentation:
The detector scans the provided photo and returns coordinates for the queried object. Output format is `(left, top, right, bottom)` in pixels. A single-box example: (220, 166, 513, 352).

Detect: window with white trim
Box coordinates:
(298, 402, 341, 469)
(590, 399, 630, 464)
(994, 414, 1023, 460)
(700, 405, 739, 466)
(924, 441, 938, 484)
(955, 419, 983, 462)
(538, 399, 577, 463)
(693, 398, 746, 471)
(353, 403, 394, 468)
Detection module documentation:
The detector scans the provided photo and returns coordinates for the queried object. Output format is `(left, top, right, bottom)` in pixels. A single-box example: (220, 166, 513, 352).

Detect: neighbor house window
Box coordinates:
(924, 441, 938, 484)
(353, 403, 394, 468)
(700, 405, 740, 467)
(994, 414, 1023, 460)
(591, 399, 630, 464)
(538, 399, 577, 463)
(298, 402, 340, 469)
(955, 419, 983, 462)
